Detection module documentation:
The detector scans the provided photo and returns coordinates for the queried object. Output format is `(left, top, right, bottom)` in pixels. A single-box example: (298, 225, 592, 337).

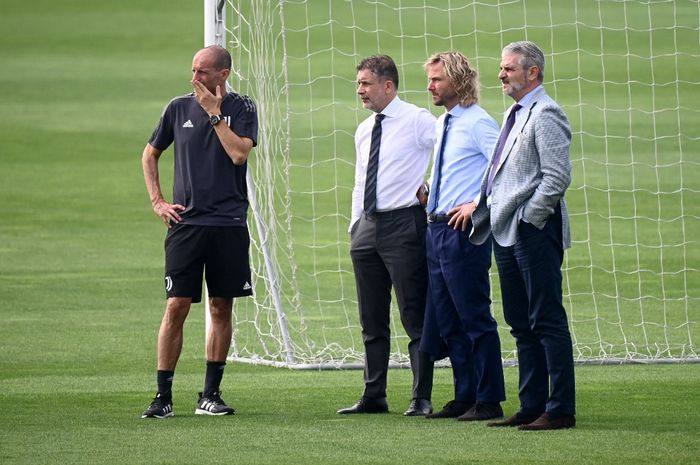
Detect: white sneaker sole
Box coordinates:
(194, 408, 234, 416)
(142, 411, 174, 419)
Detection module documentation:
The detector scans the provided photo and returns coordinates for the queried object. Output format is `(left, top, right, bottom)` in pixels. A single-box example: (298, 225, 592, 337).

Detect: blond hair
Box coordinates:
(425, 51, 479, 106)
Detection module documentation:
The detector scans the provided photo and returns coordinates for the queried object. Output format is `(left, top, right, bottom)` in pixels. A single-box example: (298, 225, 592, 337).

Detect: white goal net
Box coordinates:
(205, 0, 700, 368)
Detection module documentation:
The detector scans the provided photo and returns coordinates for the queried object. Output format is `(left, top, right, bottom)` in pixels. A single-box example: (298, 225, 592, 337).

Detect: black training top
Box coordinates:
(149, 91, 258, 226)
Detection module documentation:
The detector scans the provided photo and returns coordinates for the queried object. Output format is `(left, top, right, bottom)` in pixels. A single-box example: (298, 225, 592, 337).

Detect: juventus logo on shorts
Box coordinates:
(165, 276, 173, 291)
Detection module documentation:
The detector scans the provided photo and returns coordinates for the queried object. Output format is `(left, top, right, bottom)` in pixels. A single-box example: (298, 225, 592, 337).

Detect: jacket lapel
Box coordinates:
(492, 88, 544, 177)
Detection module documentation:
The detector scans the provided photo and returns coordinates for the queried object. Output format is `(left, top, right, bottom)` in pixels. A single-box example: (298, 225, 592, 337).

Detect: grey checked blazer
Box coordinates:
(471, 87, 572, 248)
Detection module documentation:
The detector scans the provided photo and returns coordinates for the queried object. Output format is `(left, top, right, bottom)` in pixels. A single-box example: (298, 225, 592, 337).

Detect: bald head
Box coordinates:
(198, 45, 232, 71)
(191, 46, 231, 94)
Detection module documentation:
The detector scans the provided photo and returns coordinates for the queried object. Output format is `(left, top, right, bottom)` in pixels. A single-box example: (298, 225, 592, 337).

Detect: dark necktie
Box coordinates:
(485, 103, 521, 196)
(363, 113, 385, 215)
(426, 113, 452, 214)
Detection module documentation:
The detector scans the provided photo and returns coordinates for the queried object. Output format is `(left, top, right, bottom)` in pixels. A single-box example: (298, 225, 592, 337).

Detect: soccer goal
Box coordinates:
(204, 0, 699, 368)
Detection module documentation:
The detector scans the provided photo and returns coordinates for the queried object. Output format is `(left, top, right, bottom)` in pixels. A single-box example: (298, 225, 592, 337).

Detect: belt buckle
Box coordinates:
(428, 213, 450, 223)
(428, 213, 442, 223)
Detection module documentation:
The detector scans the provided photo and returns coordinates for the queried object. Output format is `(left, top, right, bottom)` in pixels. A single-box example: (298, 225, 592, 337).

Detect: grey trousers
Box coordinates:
(350, 205, 434, 400)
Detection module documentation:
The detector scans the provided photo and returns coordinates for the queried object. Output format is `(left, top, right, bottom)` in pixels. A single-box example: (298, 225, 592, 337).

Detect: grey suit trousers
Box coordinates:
(350, 205, 433, 400)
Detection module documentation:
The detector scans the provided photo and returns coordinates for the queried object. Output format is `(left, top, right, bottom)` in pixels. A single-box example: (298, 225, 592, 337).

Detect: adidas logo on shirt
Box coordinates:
(243, 282, 252, 291)
(182, 120, 194, 128)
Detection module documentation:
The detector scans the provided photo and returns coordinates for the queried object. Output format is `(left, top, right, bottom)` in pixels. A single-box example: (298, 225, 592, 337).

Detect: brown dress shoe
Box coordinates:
(518, 412, 576, 431)
(487, 413, 540, 427)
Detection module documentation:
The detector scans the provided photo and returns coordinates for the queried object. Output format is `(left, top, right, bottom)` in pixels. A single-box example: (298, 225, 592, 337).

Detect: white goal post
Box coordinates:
(204, 0, 699, 368)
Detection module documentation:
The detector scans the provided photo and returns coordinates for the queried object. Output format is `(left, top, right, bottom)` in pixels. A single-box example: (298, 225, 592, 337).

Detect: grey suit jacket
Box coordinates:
(471, 87, 572, 249)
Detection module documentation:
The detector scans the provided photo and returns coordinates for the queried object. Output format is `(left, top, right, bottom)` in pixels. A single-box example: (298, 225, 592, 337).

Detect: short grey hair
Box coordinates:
(503, 41, 545, 82)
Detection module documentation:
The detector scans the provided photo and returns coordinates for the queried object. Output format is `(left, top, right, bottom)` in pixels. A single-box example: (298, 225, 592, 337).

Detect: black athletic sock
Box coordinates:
(203, 361, 226, 397)
(157, 370, 174, 400)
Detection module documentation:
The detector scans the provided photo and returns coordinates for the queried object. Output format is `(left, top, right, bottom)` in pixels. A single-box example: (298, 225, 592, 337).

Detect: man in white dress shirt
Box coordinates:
(337, 55, 437, 416)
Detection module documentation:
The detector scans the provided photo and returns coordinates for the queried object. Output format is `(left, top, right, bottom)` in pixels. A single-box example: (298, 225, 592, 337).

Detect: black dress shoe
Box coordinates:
(336, 397, 389, 414)
(518, 412, 576, 431)
(456, 402, 504, 421)
(404, 398, 432, 416)
(488, 412, 540, 427)
(425, 400, 472, 419)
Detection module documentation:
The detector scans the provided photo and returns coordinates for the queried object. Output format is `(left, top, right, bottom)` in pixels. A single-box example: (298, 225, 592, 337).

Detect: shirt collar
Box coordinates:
(378, 95, 402, 118)
(446, 104, 467, 119)
(516, 84, 544, 109)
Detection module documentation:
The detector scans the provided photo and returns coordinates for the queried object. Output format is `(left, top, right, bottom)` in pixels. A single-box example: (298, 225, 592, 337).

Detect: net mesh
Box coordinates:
(220, 0, 699, 367)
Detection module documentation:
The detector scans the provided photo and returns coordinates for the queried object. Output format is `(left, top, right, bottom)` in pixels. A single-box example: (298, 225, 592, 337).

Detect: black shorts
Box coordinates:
(164, 224, 253, 303)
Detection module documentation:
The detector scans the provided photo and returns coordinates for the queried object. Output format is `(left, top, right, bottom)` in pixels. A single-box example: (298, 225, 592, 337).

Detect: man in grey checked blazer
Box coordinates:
(471, 41, 577, 431)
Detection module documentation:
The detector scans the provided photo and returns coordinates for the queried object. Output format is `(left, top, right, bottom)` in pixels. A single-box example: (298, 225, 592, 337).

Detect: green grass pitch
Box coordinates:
(0, 1, 698, 464)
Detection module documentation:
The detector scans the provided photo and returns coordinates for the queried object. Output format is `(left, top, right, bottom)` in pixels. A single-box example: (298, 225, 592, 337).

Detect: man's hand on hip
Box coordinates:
(447, 201, 476, 231)
(153, 199, 185, 228)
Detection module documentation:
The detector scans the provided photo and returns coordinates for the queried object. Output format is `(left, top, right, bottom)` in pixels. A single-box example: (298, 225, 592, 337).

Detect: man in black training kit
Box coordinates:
(141, 45, 258, 419)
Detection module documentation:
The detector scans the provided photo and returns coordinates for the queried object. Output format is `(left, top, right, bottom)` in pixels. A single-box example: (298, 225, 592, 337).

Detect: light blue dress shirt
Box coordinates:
(427, 103, 500, 214)
(514, 85, 543, 118)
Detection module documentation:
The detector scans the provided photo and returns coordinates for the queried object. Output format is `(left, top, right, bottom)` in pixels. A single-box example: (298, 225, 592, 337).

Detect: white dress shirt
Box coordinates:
(351, 96, 436, 230)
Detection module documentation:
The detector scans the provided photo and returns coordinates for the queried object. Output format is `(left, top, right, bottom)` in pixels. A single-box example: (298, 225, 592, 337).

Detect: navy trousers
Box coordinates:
(424, 222, 505, 404)
(492, 205, 576, 416)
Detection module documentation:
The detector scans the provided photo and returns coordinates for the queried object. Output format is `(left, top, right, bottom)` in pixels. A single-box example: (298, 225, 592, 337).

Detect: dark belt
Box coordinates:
(364, 205, 423, 221)
(427, 213, 451, 223)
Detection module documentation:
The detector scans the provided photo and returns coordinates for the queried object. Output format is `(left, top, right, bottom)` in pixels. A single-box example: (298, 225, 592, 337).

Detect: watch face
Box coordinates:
(210, 115, 221, 125)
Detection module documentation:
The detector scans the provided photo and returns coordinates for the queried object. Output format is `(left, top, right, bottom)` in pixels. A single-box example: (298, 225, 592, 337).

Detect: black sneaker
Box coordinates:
(195, 391, 236, 416)
(141, 393, 173, 419)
